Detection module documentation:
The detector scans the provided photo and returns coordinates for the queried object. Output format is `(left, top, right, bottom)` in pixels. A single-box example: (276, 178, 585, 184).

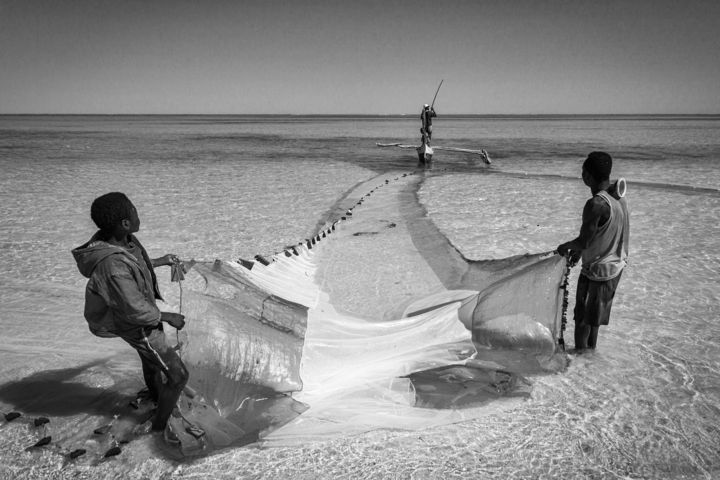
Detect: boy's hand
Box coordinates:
(556, 244, 581, 267)
(161, 312, 185, 330)
(569, 250, 581, 266)
(155, 254, 180, 267)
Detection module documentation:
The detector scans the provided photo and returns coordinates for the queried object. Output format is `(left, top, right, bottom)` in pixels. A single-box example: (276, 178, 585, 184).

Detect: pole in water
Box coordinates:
(430, 79, 444, 109)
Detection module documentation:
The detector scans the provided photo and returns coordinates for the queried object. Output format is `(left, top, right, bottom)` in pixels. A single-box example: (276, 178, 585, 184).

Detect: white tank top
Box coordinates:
(581, 191, 629, 281)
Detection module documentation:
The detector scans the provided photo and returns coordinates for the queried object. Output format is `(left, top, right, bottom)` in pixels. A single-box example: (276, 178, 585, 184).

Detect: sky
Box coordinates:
(1, 0, 719, 114)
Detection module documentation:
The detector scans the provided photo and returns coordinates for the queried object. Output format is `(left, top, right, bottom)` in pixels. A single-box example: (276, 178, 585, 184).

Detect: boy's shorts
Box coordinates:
(574, 272, 623, 327)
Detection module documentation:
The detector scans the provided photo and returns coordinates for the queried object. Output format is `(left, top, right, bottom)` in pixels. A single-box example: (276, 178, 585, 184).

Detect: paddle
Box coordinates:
(430, 79, 444, 110)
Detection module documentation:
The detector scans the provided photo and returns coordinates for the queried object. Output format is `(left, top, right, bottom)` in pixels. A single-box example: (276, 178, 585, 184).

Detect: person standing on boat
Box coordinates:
(556, 152, 629, 353)
(420, 104, 437, 142)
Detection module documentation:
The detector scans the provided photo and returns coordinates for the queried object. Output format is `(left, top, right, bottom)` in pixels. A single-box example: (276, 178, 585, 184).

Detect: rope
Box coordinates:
(250, 171, 418, 262)
(558, 255, 577, 351)
(171, 260, 185, 355)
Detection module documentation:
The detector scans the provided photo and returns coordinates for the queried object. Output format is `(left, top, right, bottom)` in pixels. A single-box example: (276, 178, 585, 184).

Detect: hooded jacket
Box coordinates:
(72, 233, 162, 338)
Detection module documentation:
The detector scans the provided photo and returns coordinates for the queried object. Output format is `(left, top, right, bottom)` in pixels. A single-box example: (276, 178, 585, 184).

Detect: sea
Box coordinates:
(0, 114, 719, 479)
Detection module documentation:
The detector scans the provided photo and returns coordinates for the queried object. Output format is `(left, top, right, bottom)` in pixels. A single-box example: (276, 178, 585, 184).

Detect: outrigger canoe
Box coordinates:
(377, 143, 492, 165)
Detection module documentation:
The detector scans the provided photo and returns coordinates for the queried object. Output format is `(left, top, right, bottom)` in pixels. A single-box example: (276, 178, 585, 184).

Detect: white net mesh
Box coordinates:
(167, 172, 569, 455)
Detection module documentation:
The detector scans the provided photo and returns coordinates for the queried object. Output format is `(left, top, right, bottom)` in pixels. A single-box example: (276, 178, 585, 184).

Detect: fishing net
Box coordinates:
(168, 172, 569, 455)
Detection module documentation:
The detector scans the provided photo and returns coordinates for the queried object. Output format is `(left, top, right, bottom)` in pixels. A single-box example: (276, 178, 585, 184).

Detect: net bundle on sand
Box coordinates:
(170, 171, 569, 457)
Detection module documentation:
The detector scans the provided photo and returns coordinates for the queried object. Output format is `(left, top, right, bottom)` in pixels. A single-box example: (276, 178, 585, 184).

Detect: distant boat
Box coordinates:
(376, 142, 492, 165)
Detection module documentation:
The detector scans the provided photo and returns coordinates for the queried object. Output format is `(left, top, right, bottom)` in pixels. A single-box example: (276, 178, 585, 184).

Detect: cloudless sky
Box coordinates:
(1, 0, 718, 114)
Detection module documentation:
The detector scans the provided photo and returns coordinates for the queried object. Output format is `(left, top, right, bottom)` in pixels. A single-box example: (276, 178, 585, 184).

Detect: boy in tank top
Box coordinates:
(557, 152, 630, 352)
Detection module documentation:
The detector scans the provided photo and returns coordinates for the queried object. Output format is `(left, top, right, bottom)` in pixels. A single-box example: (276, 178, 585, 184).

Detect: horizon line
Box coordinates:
(2, 112, 719, 117)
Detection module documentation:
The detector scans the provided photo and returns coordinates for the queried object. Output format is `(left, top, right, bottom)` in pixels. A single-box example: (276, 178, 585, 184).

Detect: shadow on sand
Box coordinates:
(0, 360, 140, 418)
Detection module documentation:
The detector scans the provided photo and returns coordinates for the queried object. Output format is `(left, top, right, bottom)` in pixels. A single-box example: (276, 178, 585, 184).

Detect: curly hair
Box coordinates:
(90, 192, 135, 235)
(583, 151, 612, 182)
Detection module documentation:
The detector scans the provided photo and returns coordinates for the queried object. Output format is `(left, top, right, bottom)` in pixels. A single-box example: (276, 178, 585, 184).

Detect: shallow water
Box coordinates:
(421, 173, 720, 478)
(1, 115, 719, 478)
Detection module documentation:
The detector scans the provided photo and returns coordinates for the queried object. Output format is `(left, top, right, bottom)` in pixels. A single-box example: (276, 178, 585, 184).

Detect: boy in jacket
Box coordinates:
(72, 192, 188, 432)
